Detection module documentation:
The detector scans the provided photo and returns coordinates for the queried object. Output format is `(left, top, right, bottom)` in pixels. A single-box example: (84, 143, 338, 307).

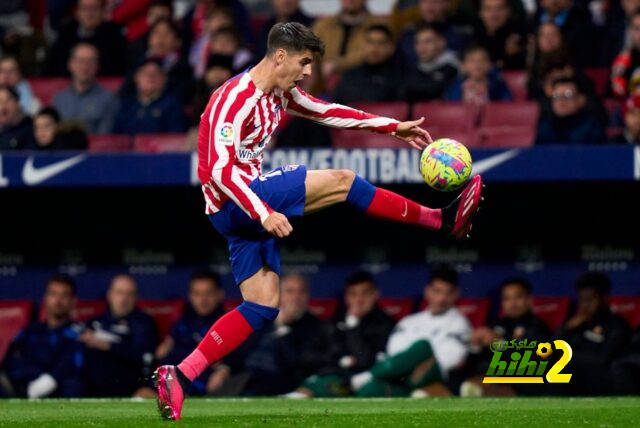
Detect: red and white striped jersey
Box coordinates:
(197, 71, 400, 223)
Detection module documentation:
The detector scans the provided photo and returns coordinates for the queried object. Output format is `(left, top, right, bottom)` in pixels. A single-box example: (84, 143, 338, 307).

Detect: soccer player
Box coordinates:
(154, 22, 483, 420)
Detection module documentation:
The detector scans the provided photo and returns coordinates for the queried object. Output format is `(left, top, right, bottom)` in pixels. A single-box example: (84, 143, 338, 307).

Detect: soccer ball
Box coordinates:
(420, 138, 473, 191)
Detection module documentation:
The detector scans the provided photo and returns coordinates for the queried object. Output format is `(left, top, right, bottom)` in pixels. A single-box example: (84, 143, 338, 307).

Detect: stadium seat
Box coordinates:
(133, 133, 190, 153)
(379, 298, 415, 321)
(96, 76, 124, 94)
(138, 299, 185, 338)
(503, 70, 529, 101)
(584, 68, 610, 97)
(349, 101, 410, 122)
(88, 134, 132, 152)
(531, 296, 571, 331)
(429, 128, 480, 147)
(308, 298, 338, 321)
(0, 300, 33, 364)
(420, 297, 490, 328)
(29, 77, 70, 106)
(413, 101, 479, 131)
(608, 296, 640, 329)
(331, 128, 401, 148)
(480, 101, 540, 128)
(38, 299, 108, 322)
(478, 126, 536, 148)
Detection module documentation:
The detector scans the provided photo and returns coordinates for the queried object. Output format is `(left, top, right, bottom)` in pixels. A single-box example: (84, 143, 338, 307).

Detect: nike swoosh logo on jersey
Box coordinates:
(471, 149, 520, 176)
(22, 154, 87, 186)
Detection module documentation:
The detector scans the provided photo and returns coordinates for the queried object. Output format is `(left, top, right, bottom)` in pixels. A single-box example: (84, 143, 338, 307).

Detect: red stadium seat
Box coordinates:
(308, 298, 338, 321)
(331, 128, 400, 148)
(413, 101, 480, 131)
(478, 126, 535, 148)
(429, 128, 480, 147)
(29, 77, 70, 106)
(379, 298, 415, 321)
(584, 68, 610, 97)
(138, 299, 185, 338)
(420, 297, 490, 328)
(503, 70, 529, 101)
(531, 296, 571, 331)
(0, 301, 33, 364)
(349, 101, 410, 122)
(73, 300, 107, 322)
(133, 133, 190, 153)
(97, 76, 124, 94)
(608, 296, 640, 329)
(88, 134, 132, 152)
(480, 101, 540, 128)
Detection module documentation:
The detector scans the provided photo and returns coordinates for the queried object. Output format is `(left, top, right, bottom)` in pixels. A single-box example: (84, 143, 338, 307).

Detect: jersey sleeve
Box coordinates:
(208, 89, 273, 223)
(282, 86, 400, 134)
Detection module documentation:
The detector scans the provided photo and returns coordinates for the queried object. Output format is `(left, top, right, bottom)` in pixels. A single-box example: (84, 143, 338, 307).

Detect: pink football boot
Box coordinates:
(153, 365, 185, 421)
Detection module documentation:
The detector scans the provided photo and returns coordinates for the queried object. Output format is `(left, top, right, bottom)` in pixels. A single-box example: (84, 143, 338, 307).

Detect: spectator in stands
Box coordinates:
(33, 107, 88, 150)
(398, 0, 474, 67)
(255, 0, 313, 58)
(555, 272, 630, 395)
(207, 27, 253, 75)
(457, 278, 550, 397)
(528, 54, 597, 107)
(113, 59, 186, 135)
(445, 45, 512, 103)
(122, 18, 194, 105)
(80, 274, 158, 397)
(602, 0, 640, 65)
(535, 77, 606, 144)
(2, 274, 84, 398)
(290, 271, 395, 397)
(109, 0, 160, 43)
(333, 25, 403, 104)
(155, 270, 225, 396)
(46, 0, 127, 76)
(312, 0, 383, 80)
(476, 0, 526, 70)
(349, 267, 471, 397)
(193, 54, 234, 125)
(611, 95, 640, 143)
(52, 43, 119, 134)
(611, 10, 640, 98)
(0, 85, 33, 150)
(537, 0, 598, 68)
(125, 0, 174, 69)
(402, 23, 459, 102)
(0, 56, 40, 115)
(528, 24, 570, 96)
(212, 274, 326, 396)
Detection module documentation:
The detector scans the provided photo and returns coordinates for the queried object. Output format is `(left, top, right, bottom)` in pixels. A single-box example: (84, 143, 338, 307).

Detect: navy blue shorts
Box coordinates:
(209, 165, 307, 285)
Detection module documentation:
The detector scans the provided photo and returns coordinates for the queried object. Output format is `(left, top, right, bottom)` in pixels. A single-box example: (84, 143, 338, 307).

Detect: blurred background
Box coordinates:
(0, 0, 638, 399)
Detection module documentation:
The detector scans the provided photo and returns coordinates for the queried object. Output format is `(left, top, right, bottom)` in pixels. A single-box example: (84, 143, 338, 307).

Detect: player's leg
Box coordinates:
(304, 169, 483, 237)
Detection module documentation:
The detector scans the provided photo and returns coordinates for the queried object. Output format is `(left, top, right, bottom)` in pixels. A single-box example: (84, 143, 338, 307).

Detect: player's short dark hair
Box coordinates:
(500, 277, 532, 295)
(36, 107, 61, 123)
(47, 273, 77, 296)
(365, 24, 394, 42)
(266, 22, 325, 57)
(415, 22, 445, 38)
(429, 266, 459, 287)
(345, 270, 376, 288)
(190, 269, 222, 289)
(552, 76, 584, 94)
(575, 271, 611, 296)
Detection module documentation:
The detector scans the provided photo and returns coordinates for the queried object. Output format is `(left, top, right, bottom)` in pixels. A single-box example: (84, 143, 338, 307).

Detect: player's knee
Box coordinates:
(334, 169, 356, 196)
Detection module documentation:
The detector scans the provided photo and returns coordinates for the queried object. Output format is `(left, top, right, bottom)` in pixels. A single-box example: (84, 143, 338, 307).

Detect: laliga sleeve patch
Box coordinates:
(218, 122, 235, 146)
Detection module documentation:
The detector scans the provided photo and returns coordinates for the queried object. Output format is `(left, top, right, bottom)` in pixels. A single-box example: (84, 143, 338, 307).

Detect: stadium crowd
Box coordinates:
(1, 0, 640, 150)
(0, 267, 638, 398)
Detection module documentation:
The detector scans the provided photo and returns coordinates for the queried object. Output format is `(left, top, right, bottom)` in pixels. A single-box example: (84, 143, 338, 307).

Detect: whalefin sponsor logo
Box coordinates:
(22, 154, 87, 186)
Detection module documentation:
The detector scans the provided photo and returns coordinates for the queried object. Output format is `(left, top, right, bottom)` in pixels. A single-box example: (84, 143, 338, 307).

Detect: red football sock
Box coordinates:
(366, 188, 442, 230)
(178, 309, 253, 381)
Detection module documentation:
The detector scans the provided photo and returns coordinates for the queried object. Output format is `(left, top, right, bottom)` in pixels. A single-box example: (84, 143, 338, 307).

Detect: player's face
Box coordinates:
(279, 276, 309, 320)
(276, 49, 314, 90)
(501, 284, 530, 318)
(425, 279, 458, 315)
(107, 276, 137, 318)
(189, 279, 223, 317)
(345, 281, 379, 319)
(44, 282, 75, 321)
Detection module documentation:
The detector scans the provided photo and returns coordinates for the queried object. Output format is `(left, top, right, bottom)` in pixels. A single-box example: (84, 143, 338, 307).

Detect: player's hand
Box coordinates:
(262, 212, 293, 238)
(394, 117, 433, 150)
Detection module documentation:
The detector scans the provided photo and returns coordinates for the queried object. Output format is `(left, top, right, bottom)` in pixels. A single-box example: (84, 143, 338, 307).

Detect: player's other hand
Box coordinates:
(394, 117, 433, 150)
(263, 212, 293, 238)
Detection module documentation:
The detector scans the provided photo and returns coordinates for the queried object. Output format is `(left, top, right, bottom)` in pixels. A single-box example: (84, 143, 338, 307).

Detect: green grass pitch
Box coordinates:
(0, 397, 639, 427)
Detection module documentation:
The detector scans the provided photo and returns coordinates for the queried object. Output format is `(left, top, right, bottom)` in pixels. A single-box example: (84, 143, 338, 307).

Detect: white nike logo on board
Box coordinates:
(471, 149, 520, 176)
(22, 154, 87, 186)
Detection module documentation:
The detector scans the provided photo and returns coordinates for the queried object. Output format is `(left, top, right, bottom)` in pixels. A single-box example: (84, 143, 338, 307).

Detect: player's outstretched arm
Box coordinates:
(393, 117, 432, 150)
